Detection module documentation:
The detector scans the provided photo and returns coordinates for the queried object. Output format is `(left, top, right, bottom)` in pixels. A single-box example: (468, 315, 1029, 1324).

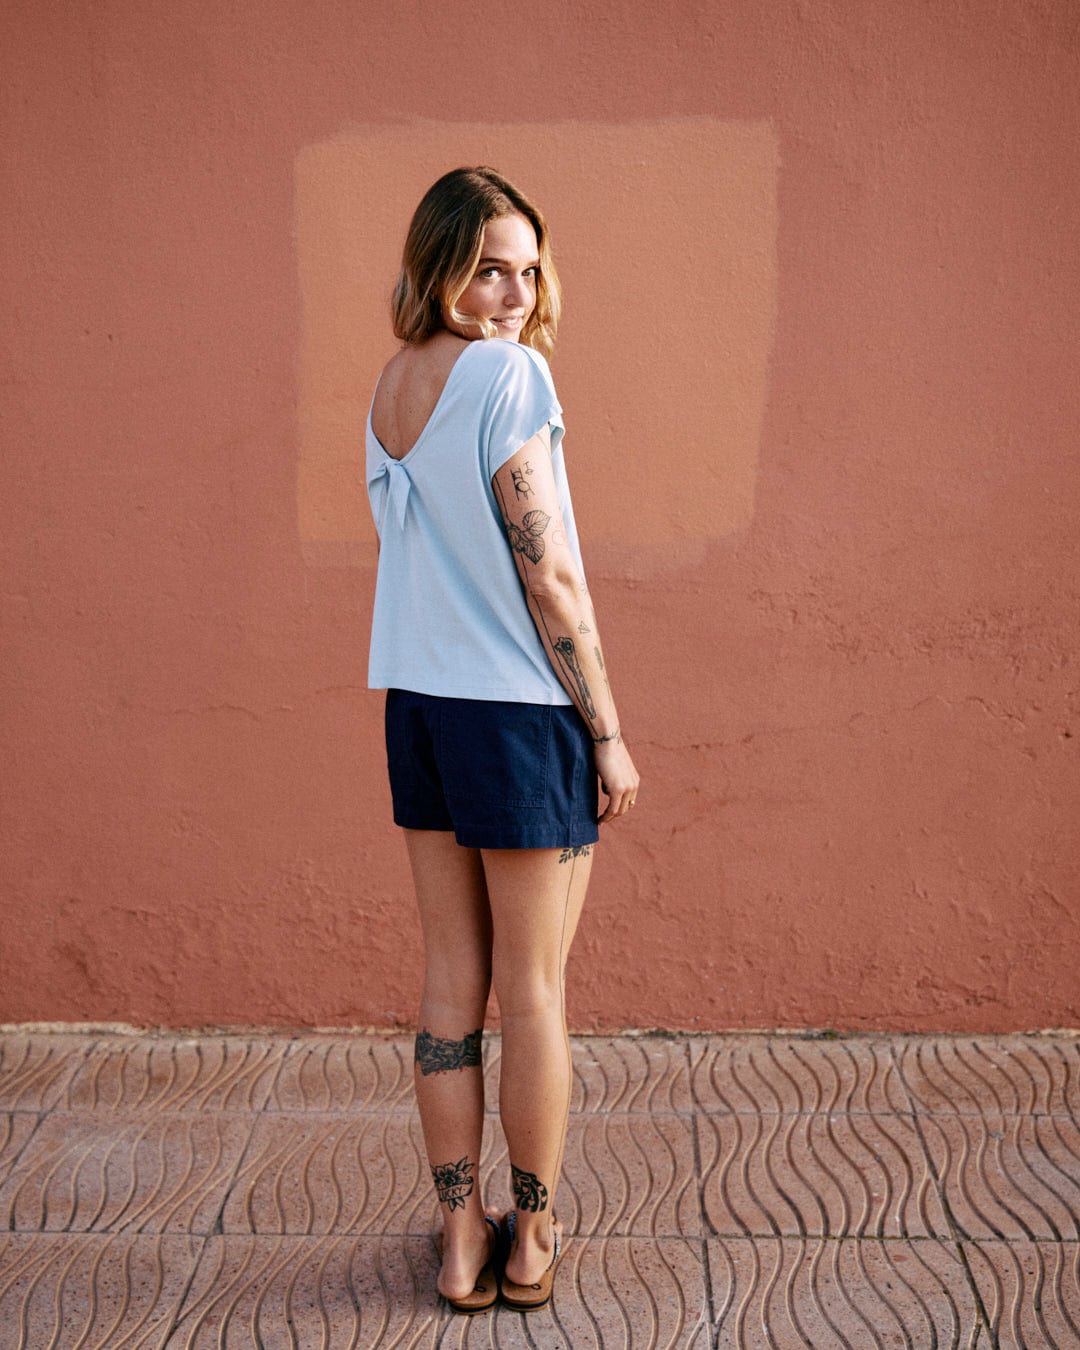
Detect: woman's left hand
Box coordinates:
(595, 739, 640, 823)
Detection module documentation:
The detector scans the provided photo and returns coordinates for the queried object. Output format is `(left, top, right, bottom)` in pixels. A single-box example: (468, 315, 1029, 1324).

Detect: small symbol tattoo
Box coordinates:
(559, 845, 592, 863)
(506, 509, 550, 565)
(431, 1156, 475, 1211)
(511, 468, 534, 499)
(578, 621, 592, 634)
(415, 1028, 483, 1077)
(511, 1164, 549, 1212)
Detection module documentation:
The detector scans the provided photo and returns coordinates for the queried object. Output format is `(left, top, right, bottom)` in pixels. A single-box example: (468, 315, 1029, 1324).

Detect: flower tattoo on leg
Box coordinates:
(431, 1156, 475, 1211)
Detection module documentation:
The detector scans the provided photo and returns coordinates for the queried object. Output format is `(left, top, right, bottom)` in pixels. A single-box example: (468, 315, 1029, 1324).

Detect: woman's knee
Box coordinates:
(491, 963, 562, 1022)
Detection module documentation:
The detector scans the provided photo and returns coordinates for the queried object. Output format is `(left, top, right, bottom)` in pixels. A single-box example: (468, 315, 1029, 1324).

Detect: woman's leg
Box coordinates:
(483, 843, 593, 1285)
(404, 829, 495, 1301)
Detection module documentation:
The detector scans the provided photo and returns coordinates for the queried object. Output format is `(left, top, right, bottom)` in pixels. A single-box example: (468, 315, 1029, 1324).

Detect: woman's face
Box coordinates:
(443, 211, 539, 341)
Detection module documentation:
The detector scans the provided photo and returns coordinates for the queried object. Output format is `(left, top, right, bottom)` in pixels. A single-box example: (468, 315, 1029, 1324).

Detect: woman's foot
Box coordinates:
(501, 1209, 564, 1289)
(434, 1211, 501, 1311)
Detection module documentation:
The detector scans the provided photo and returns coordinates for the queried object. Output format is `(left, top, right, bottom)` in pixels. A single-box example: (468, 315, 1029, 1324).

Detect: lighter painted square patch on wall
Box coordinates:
(296, 119, 778, 567)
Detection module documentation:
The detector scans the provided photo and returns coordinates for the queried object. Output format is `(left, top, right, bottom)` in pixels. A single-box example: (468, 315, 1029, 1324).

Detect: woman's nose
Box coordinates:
(504, 275, 530, 308)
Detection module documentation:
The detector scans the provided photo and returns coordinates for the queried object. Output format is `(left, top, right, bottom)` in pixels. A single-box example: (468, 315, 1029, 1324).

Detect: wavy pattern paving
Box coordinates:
(64, 1036, 286, 1113)
(3, 1029, 1078, 1345)
(0, 1111, 253, 1233)
(692, 1038, 910, 1116)
(0, 1113, 40, 1187)
(898, 1036, 1080, 1119)
(0, 1033, 89, 1111)
(562, 1114, 699, 1238)
(921, 1112, 1080, 1241)
(0, 1232, 198, 1349)
(268, 1037, 415, 1113)
(709, 1238, 981, 1349)
(965, 1240, 1080, 1349)
(698, 1110, 951, 1239)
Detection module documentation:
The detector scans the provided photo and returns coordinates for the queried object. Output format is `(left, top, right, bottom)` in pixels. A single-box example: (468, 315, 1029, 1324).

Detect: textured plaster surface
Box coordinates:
(2, 0, 1079, 1031)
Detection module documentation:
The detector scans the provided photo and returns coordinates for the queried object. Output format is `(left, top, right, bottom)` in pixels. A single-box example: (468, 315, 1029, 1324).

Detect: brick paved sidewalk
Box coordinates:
(0, 1030, 1077, 1347)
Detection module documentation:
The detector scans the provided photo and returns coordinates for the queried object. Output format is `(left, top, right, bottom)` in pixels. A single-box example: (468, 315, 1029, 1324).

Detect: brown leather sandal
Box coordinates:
(499, 1209, 564, 1312)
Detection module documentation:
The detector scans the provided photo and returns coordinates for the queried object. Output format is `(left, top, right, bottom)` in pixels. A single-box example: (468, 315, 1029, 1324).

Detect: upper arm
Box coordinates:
(492, 430, 579, 595)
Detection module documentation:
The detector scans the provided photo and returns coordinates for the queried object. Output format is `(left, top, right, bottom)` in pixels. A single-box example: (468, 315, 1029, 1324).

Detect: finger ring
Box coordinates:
(629, 799, 637, 808)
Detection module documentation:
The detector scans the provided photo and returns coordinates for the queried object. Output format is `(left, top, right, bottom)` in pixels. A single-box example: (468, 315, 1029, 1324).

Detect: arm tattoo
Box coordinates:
(593, 727, 621, 744)
(577, 621, 591, 634)
(553, 636, 597, 719)
(559, 845, 592, 863)
(511, 467, 534, 499)
(431, 1156, 475, 1211)
(506, 509, 550, 565)
(511, 1163, 550, 1212)
(414, 1028, 482, 1077)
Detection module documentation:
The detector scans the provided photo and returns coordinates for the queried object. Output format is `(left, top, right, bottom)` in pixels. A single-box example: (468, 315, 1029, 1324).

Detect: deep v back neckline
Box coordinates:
(370, 340, 478, 463)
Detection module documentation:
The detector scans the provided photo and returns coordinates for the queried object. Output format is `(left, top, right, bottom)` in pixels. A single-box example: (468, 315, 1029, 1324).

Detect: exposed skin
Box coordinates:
(372, 209, 640, 1297)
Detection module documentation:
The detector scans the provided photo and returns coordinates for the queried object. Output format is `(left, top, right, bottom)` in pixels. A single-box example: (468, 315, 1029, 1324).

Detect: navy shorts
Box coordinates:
(384, 689, 600, 850)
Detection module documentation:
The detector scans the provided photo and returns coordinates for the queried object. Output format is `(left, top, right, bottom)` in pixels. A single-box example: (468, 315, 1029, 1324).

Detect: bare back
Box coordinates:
(371, 331, 471, 461)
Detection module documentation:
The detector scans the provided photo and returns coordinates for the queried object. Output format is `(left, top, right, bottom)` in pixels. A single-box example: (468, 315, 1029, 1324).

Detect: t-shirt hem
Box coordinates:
(368, 674, 573, 706)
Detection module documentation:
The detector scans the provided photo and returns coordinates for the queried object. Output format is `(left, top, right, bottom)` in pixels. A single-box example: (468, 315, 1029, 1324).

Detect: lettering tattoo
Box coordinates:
(559, 845, 592, 863)
(431, 1156, 475, 1211)
(511, 467, 534, 499)
(414, 1028, 483, 1077)
(511, 1164, 550, 1213)
(553, 636, 598, 719)
(506, 509, 550, 565)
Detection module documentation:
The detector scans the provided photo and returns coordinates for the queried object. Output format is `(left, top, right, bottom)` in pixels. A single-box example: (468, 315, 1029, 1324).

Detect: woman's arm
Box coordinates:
(492, 431, 640, 822)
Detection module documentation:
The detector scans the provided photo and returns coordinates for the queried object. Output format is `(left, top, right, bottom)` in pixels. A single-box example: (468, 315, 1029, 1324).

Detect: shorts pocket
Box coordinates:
(440, 702, 550, 810)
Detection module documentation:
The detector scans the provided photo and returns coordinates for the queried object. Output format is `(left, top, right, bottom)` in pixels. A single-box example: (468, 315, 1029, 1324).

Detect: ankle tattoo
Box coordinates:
(414, 1027, 482, 1077)
(511, 1163, 549, 1212)
(431, 1156, 475, 1211)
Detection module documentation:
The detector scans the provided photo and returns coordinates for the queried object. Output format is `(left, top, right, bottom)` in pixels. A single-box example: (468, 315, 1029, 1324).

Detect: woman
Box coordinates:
(366, 167, 640, 1314)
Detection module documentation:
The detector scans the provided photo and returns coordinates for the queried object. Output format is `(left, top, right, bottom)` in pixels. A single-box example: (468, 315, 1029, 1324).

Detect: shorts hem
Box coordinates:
(452, 820, 600, 851)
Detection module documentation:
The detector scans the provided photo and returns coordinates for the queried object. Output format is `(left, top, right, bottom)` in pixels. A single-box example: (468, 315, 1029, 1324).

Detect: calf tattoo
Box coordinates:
(553, 636, 597, 719)
(511, 1164, 550, 1212)
(506, 509, 550, 565)
(414, 1028, 482, 1077)
(431, 1156, 475, 1211)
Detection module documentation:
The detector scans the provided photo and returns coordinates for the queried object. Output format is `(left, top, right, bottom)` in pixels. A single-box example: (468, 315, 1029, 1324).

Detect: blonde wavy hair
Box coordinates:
(391, 167, 561, 360)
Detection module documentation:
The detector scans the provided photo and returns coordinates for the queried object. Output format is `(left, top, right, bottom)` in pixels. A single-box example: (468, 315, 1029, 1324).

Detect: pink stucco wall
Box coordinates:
(3, 1, 1078, 1032)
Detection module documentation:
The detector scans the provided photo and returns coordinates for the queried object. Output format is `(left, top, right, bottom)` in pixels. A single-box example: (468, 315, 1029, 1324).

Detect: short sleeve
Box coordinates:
(481, 344, 565, 479)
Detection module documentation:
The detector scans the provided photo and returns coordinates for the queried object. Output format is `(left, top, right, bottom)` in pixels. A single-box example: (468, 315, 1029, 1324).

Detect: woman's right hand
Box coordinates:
(594, 739, 640, 823)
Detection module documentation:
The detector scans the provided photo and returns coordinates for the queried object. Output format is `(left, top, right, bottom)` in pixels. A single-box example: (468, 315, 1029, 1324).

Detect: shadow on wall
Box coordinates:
(294, 118, 778, 571)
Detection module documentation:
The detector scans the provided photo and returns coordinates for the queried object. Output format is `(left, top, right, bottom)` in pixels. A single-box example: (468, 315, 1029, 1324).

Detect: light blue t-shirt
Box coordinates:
(366, 339, 583, 705)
